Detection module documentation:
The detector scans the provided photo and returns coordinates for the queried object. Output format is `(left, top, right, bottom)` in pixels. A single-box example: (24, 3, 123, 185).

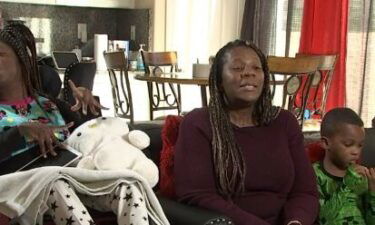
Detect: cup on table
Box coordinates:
(192, 64, 210, 78)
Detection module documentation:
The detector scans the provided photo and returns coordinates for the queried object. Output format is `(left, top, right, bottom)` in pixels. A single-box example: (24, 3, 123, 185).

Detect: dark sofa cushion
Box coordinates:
(361, 128, 375, 167)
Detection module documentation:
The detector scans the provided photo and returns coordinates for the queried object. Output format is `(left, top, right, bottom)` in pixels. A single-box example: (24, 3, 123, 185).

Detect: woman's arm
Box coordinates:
(0, 97, 76, 162)
(282, 113, 319, 225)
(174, 110, 270, 225)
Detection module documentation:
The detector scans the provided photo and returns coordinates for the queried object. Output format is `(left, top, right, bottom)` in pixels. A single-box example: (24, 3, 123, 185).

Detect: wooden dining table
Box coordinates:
(134, 72, 210, 106)
(134, 72, 286, 107)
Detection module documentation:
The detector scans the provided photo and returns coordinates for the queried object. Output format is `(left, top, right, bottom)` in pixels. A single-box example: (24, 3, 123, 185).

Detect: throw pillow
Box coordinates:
(159, 115, 183, 199)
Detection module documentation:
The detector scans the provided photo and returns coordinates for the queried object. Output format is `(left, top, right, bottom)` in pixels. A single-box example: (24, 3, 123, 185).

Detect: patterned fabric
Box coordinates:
(305, 141, 325, 163)
(0, 96, 69, 157)
(314, 162, 375, 225)
(46, 180, 150, 225)
(46, 180, 94, 225)
(79, 182, 150, 225)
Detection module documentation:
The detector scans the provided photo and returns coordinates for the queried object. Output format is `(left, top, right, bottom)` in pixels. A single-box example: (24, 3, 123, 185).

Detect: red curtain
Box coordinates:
(298, 0, 348, 113)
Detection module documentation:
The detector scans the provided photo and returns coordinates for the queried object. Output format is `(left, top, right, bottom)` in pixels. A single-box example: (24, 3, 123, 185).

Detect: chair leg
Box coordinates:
(177, 84, 182, 114)
(147, 82, 154, 120)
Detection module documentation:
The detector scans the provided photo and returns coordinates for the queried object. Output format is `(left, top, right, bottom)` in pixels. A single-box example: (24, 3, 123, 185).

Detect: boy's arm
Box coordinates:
(364, 192, 375, 225)
(364, 168, 375, 225)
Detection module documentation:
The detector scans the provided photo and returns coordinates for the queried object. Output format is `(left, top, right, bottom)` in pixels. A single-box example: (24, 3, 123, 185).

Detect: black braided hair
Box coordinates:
(0, 22, 41, 97)
(208, 40, 280, 197)
(321, 108, 364, 138)
(0, 22, 59, 123)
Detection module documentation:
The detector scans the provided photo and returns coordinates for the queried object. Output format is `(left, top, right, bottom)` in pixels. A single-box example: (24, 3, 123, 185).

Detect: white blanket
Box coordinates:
(0, 167, 169, 225)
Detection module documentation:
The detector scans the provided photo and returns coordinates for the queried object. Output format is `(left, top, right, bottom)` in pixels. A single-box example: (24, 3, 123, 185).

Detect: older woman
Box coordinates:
(174, 40, 318, 225)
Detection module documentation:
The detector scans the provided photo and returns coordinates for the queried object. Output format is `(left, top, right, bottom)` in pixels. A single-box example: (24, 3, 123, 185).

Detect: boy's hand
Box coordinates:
(345, 164, 369, 195)
(365, 168, 375, 192)
(353, 164, 369, 177)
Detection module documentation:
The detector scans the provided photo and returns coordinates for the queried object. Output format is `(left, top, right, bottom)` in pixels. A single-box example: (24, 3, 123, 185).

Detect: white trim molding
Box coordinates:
(0, 0, 136, 8)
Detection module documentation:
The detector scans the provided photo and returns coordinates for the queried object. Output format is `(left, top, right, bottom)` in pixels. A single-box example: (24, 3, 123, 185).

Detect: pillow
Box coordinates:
(159, 115, 183, 199)
(305, 141, 325, 163)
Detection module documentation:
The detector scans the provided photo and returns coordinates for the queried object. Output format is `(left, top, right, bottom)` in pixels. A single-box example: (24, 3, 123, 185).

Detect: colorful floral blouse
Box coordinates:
(0, 96, 69, 159)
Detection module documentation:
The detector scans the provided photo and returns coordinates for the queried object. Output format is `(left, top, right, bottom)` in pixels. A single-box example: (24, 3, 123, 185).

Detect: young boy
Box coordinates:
(314, 107, 375, 225)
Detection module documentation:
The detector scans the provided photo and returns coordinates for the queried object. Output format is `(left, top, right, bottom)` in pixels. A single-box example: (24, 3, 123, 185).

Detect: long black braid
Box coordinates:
(208, 40, 280, 197)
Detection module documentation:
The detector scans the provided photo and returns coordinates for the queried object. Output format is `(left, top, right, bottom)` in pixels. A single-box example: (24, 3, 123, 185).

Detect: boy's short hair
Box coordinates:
(321, 107, 364, 138)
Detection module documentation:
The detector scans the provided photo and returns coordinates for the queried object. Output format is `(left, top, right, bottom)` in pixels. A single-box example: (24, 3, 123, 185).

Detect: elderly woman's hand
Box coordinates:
(18, 121, 74, 158)
(68, 80, 108, 115)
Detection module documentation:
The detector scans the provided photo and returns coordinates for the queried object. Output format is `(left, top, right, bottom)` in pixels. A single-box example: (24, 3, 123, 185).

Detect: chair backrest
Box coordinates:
(39, 64, 62, 98)
(63, 62, 96, 105)
(295, 53, 337, 117)
(103, 51, 134, 123)
(140, 51, 181, 120)
(104, 51, 128, 70)
(141, 51, 178, 74)
(267, 56, 320, 126)
(268, 56, 319, 74)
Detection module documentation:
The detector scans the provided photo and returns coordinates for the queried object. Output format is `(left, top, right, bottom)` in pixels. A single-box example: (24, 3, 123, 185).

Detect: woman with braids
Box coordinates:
(0, 22, 104, 157)
(174, 40, 318, 225)
(0, 23, 168, 225)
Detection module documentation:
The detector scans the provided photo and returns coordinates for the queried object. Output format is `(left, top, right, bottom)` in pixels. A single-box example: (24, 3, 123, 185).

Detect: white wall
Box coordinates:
(0, 0, 135, 8)
(152, 0, 166, 51)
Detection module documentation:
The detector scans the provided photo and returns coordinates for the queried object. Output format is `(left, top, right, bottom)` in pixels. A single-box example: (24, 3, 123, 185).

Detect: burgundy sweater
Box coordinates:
(174, 108, 318, 225)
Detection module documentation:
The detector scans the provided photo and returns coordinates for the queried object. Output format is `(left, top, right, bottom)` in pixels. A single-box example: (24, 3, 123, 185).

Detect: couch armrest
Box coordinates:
(157, 195, 233, 225)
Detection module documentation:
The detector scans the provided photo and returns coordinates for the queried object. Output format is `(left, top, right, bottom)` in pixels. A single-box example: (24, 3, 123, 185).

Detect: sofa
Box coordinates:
(132, 122, 234, 225)
(3, 119, 373, 225)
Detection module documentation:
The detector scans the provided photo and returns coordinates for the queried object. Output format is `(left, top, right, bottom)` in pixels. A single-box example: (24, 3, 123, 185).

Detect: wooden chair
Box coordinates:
(39, 64, 62, 99)
(295, 54, 337, 117)
(103, 51, 135, 123)
(267, 56, 320, 126)
(141, 51, 181, 120)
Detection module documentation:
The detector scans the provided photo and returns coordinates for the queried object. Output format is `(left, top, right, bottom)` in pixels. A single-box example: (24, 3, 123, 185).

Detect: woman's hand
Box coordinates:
(365, 167, 375, 192)
(68, 80, 108, 115)
(18, 122, 74, 158)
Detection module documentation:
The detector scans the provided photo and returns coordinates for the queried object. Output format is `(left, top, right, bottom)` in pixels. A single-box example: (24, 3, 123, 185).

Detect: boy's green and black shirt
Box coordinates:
(313, 162, 375, 225)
